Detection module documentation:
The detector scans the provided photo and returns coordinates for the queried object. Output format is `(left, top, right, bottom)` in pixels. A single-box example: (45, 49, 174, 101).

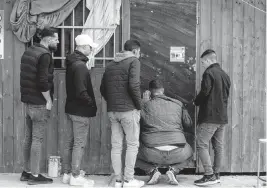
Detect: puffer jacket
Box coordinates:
(100, 51, 141, 112)
(140, 95, 187, 147)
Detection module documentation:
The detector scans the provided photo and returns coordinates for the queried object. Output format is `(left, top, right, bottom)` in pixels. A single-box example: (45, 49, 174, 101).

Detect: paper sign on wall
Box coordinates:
(170, 46, 185, 62)
(0, 10, 3, 59)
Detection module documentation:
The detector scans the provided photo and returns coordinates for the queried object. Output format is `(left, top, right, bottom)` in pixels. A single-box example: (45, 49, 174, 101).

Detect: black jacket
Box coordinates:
(20, 44, 54, 105)
(100, 51, 141, 112)
(194, 63, 231, 124)
(65, 50, 97, 117)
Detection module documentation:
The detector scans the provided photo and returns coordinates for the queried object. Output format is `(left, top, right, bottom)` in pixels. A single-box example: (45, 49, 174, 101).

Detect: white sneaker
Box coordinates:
(62, 173, 71, 184)
(114, 181, 123, 188)
(123, 179, 144, 188)
(69, 174, 94, 186)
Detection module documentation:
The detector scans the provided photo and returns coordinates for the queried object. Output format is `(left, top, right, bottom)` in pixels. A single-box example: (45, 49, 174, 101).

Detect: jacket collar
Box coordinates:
(207, 63, 220, 69)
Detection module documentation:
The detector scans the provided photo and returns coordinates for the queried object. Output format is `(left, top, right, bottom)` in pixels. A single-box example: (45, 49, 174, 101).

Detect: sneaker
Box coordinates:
(147, 168, 161, 185)
(215, 173, 220, 183)
(194, 174, 218, 186)
(62, 173, 71, 184)
(123, 179, 145, 188)
(166, 167, 179, 185)
(114, 180, 123, 188)
(20, 171, 31, 181)
(69, 174, 94, 186)
(27, 174, 53, 185)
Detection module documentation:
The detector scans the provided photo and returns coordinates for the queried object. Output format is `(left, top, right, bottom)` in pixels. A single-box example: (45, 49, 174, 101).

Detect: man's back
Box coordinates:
(197, 63, 231, 124)
(100, 51, 141, 112)
(141, 95, 186, 147)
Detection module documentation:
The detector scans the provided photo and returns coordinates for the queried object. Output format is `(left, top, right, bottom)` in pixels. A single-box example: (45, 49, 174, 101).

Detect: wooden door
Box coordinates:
(130, 0, 197, 168)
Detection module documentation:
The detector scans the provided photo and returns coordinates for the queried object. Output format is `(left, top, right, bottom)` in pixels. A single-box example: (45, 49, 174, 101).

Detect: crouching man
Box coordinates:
(135, 79, 193, 185)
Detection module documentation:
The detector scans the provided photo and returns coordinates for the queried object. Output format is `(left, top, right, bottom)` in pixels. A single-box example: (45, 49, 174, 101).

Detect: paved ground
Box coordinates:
(0, 173, 265, 188)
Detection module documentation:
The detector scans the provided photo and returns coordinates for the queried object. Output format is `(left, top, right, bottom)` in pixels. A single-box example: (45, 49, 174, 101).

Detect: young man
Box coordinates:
(20, 27, 59, 185)
(62, 34, 98, 186)
(100, 40, 144, 188)
(194, 49, 231, 186)
(136, 79, 193, 186)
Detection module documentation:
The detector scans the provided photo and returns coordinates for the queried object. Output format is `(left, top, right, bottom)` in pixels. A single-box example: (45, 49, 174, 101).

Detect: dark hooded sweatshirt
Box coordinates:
(100, 51, 142, 112)
(65, 50, 97, 117)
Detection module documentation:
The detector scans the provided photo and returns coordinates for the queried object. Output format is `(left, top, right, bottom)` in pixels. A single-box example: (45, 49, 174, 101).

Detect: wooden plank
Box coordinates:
(122, 0, 130, 49)
(211, 0, 222, 64)
(209, 0, 222, 169)
(13, 35, 26, 172)
(0, 0, 4, 169)
(2, 0, 14, 172)
(242, 0, 255, 173)
(221, 0, 233, 173)
(253, 0, 266, 172)
(46, 71, 60, 158)
(231, 0, 244, 173)
(197, 0, 211, 173)
(56, 71, 67, 158)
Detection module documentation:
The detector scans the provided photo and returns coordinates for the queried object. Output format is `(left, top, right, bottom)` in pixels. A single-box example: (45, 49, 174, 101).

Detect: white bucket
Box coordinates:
(48, 156, 61, 178)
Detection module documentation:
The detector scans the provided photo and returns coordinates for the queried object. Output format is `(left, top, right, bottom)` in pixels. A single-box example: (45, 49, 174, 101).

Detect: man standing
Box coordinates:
(20, 27, 59, 185)
(100, 40, 144, 188)
(62, 34, 97, 186)
(193, 49, 231, 186)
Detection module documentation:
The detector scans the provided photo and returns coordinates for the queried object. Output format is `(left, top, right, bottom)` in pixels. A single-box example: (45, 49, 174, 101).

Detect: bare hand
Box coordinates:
(142, 90, 151, 102)
(46, 100, 53, 110)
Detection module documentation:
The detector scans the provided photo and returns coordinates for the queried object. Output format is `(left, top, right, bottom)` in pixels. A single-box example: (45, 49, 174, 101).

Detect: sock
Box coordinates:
(27, 171, 31, 174)
(32, 174, 38, 177)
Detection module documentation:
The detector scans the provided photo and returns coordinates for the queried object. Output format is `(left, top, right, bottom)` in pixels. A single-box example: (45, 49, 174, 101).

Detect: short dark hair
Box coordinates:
(124, 40, 141, 51)
(200, 49, 216, 58)
(38, 27, 58, 39)
(149, 79, 164, 90)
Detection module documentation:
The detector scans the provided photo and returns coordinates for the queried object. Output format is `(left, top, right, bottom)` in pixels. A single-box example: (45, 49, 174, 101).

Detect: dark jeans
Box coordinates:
(23, 104, 50, 175)
(135, 142, 193, 174)
(62, 114, 90, 176)
(196, 123, 225, 175)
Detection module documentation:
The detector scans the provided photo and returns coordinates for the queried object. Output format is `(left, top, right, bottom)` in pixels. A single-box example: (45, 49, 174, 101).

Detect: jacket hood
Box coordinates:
(66, 50, 88, 66)
(114, 51, 136, 62)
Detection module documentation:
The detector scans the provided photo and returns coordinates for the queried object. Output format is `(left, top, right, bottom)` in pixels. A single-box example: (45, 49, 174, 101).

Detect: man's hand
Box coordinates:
(142, 90, 151, 102)
(46, 100, 53, 110)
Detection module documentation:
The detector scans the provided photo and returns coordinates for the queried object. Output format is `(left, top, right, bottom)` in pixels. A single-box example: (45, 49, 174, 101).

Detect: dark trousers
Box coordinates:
(62, 114, 90, 176)
(135, 142, 193, 174)
(23, 104, 50, 175)
(196, 123, 225, 175)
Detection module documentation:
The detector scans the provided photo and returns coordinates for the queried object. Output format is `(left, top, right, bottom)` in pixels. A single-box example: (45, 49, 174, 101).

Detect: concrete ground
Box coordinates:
(0, 173, 265, 188)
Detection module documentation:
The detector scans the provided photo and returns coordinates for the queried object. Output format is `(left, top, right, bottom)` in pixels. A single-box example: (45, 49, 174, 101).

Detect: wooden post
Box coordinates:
(121, 0, 130, 50)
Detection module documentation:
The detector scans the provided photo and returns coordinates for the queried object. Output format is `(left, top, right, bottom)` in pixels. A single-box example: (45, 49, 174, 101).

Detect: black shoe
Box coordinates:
(147, 168, 161, 185)
(27, 174, 53, 185)
(166, 167, 179, 185)
(20, 171, 31, 181)
(215, 173, 220, 183)
(194, 174, 218, 186)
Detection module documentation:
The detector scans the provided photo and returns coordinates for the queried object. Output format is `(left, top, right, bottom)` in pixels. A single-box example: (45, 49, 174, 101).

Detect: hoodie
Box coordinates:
(100, 51, 142, 112)
(65, 50, 97, 117)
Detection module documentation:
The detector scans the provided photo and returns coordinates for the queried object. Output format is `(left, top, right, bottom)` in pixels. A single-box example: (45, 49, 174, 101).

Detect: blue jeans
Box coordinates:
(135, 143, 193, 174)
(196, 123, 225, 175)
(62, 114, 90, 176)
(108, 110, 140, 181)
(23, 104, 50, 175)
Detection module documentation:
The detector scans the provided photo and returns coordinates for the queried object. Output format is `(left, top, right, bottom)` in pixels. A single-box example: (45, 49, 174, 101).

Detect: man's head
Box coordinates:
(75, 34, 98, 56)
(39, 27, 59, 52)
(124, 40, 141, 58)
(200, 49, 217, 69)
(149, 79, 164, 97)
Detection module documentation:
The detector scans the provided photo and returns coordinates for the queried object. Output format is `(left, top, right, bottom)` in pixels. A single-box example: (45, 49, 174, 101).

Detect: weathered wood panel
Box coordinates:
(198, 0, 266, 172)
(253, 0, 266, 173)
(221, 0, 233, 172)
(3, 0, 15, 172)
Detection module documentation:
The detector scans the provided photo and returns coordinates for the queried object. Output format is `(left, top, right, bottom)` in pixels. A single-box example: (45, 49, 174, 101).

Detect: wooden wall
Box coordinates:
(0, 0, 266, 174)
(196, 0, 266, 172)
